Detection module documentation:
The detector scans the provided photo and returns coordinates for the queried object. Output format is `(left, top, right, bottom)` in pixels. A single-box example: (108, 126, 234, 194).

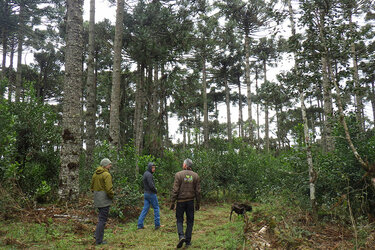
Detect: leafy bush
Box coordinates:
(0, 84, 60, 200)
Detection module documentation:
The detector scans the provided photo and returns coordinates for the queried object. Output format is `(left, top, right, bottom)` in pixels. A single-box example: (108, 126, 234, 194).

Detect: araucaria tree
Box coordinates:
(58, 0, 83, 203)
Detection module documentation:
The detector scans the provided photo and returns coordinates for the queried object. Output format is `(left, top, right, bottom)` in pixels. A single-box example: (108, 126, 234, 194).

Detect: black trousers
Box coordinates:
(176, 200, 194, 244)
(95, 206, 110, 244)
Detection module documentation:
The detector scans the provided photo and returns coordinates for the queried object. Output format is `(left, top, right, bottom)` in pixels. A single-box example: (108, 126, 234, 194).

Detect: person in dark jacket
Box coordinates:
(137, 162, 161, 229)
(91, 158, 113, 245)
(170, 158, 201, 248)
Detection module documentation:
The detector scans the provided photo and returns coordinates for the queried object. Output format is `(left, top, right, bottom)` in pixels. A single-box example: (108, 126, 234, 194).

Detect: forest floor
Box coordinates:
(1, 196, 375, 249)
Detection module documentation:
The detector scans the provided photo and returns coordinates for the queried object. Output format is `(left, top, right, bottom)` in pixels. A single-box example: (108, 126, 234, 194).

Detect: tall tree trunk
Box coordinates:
(109, 0, 124, 149)
(245, 35, 253, 143)
(161, 64, 168, 148)
(59, 0, 83, 203)
(202, 58, 209, 147)
(149, 63, 161, 156)
(265, 104, 269, 152)
(263, 61, 269, 152)
(256, 70, 260, 149)
(225, 77, 232, 142)
(85, 0, 96, 170)
(134, 63, 140, 143)
(15, 3, 25, 102)
(329, 60, 371, 173)
(1, 25, 7, 99)
(371, 82, 375, 124)
(288, 0, 317, 216)
(135, 63, 145, 169)
(182, 116, 186, 148)
(1, 1, 8, 83)
(349, 12, 364, 131)
(8, 37, 15, 101)
(275, 107, 280, 150)
(319, 9, 334, 152)
(195, 108, 199, 147)
(238, 76, 244, 138)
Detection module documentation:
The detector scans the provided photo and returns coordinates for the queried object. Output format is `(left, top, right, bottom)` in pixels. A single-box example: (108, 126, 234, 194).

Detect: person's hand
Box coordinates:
(195, 203, 200, 211)
(170, 203, 175, 210)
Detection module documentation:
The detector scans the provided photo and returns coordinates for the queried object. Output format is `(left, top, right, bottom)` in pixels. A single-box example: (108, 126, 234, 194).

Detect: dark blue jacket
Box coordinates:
(143, 162, 157, 194)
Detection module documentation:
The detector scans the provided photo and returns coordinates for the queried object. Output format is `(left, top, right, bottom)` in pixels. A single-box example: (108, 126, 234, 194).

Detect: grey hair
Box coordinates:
(184, 158, 193, 169)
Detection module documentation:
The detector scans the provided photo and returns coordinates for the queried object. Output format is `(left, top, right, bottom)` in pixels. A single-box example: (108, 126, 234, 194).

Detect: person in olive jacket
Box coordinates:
(91, 158, 114, 245)
(170, 158, 201, 248)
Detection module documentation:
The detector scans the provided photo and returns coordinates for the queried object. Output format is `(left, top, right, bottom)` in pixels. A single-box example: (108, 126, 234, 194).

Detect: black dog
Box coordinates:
(230, 202, 252, 221)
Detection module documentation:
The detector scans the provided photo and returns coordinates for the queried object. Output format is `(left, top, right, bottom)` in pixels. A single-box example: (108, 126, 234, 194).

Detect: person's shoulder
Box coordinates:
(175, 170, 185, 176)
(192, 171, 199, 177)
(102, 171, 112, 178)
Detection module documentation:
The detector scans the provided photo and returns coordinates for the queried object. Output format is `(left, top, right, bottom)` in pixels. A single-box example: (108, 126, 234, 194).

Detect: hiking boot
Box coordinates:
(96, 240, 107, 245)
(177, 237, 185, 248)
(155, 225, 165, 230)
(185, 242, 191, 248)
(137, 226, 145, 230)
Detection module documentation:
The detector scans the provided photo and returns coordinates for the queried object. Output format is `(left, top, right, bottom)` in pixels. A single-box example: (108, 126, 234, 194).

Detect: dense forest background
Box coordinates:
(1, 0, 375, 236)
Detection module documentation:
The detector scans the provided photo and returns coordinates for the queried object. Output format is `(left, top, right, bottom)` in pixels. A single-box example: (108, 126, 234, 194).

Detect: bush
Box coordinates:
(0, 84, 60, 201)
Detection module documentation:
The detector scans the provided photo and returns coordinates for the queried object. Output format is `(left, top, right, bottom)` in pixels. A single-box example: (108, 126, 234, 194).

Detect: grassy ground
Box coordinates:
(0, 202, 245, 249)
(2, 197, 375, 249)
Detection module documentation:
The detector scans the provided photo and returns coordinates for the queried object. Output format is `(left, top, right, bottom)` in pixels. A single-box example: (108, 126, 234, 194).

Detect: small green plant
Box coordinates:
(35, 181, 51, 203)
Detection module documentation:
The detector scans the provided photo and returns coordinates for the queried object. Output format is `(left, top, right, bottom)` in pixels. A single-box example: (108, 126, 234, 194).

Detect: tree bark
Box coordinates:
(263, 61, 269, 152)
(319, 9, 334, 152)
(59, 0, 83, 203)
(238, 75, 244, 138)
(225, 76, 232, 142)
(371, 82, 375, 124)
(109, 0, 124, 149)
(85, 0, 96, 170)
(182, 116, 186, 148)
(255, 69, 260, 149)
(288, 0, 317, 217)
(245, 35, 253, 143)
(135, 64, 145, 158)
(149, 63, 161, 156)
(349, 12, 364, 131)
(1, 1, 8, 82)
(203, 58, 209, 147)
(8, 37, 15, 101)
(15, 3, 25, 102)
(1, 22, 7, 99)
(330, 63, 369, 172)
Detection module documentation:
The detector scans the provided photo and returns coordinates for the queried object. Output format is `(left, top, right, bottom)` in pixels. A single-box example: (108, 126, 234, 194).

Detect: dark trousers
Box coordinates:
(95, 206, 110, 244)
(176, 200, 194, 244)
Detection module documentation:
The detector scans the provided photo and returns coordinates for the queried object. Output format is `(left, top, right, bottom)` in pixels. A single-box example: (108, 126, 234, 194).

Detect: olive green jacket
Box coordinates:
(91, 166, 114, 208)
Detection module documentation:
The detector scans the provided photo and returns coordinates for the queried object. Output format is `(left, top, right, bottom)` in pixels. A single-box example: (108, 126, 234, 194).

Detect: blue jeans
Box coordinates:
(137, 193, 160, 229)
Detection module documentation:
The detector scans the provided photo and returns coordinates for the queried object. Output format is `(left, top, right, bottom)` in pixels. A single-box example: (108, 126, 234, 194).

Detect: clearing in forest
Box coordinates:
(1, 200, 373, 249)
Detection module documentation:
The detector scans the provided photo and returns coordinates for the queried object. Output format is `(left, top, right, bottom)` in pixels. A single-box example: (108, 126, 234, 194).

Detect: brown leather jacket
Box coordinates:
(171, 170, 201, 204)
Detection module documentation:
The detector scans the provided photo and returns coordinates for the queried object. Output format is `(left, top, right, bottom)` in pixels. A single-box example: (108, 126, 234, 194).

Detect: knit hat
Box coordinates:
(100, 158, 112, 167)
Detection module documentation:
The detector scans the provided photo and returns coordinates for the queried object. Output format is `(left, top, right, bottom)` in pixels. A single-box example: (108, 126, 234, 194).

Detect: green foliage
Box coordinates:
(35, 180, 52, 203)
(111, 177, 142, 219)
(0, 99, 17, 171)
(0, 83, 60, 200)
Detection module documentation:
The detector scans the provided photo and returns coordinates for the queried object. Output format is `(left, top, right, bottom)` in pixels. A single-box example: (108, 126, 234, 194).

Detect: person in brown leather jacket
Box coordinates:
(170, 158, 201, 248)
